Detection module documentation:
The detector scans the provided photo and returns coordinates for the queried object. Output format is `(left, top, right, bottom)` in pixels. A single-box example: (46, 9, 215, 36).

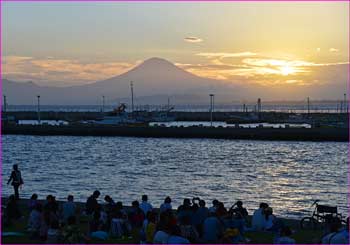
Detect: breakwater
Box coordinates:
(3, 110, 348, 123)
(2, 124, 348, 141)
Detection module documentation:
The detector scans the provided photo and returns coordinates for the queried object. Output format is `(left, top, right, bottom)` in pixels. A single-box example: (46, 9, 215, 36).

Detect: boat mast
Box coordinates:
(130, 81, 134, 117)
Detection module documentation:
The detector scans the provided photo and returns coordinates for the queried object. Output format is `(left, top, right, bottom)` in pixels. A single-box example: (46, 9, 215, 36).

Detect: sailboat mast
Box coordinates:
(130, 81, 134, 117)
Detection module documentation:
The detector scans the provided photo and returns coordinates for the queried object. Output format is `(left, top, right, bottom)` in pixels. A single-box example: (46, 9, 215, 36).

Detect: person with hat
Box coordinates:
(7, 164, 24, 200)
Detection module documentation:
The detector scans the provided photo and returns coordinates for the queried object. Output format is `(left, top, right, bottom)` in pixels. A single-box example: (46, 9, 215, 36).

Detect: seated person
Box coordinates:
(62, 216, 89, 243)
(274, 226, 295, 244)
(329, 217, 349, 244)
(46, 220, 62, 243)
(192, 199, 209, 236)
(89, 211, 109, 240)
(252, 203, 268, 231)
(28, 203, 42, 236)
(321, 218, 342, 244)
(153, 210, 175, 244)
(4, 195, 22, 226)
(28, 194, 39, 211)
(231, 201, 248, 219)
(202, 211, 223, 243)
(160, 196, 172, 213)
(177, 199, 193, 224)
(209, 199, 219, 213)
(45, 195, 59, 214)
(89, 211, 104, 233)
(264, 207, 278, 231)
(145, 211, 157, 243)
(110, 211, 128, 238)
(140, 195, 153, 216)
(128, 200, 145, 228)
(153, 229, 170, 244)
(104, 195, 116, 219)
(167, 225, 190, 244)
(62, 195, 76, 223)
(180, 215, 199, 243)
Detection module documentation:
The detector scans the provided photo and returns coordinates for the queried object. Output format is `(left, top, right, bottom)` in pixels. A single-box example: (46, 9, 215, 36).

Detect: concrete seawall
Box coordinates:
(3, 111, 349, 123)
(2, 124, 348, 141)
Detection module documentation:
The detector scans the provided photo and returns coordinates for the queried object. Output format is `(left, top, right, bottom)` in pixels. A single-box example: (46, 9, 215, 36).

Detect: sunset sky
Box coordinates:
(2, 2, 349, 99)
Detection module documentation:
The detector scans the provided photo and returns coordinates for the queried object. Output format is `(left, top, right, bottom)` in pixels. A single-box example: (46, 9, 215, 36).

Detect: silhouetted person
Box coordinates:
(140, 195, 153, 216)
(28, 193, 39, 211)
(62, 195, 76, 223)
(7, 164, 24, 200)
(231, 200, 248, 219)
(86, 190, 100, 215)
(4, 194, 22, 226)
(160, 196, 172, 213)
(129, 200, 145, 228)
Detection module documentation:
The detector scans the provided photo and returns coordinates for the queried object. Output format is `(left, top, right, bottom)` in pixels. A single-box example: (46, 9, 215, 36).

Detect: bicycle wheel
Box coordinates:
(300, 217, 318, 230)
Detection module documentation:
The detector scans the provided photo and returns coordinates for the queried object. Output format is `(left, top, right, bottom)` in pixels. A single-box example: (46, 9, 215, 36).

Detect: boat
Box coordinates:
(88, 103, 149, 126)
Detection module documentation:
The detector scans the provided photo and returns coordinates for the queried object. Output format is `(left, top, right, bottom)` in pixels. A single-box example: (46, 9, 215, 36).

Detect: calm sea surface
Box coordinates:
(2, 135, 348, 219)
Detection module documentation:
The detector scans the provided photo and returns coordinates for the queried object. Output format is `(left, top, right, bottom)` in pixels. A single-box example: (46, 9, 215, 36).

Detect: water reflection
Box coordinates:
(2, 135, 348, 219)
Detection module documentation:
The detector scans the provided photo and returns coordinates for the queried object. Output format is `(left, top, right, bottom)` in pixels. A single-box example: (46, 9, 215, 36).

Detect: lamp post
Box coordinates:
(102, 95, 105, 113)
(130, 81, 134, 118)
(37, 95, 41, 125)
(344, 93, 347, 114)
(3, 95, 7, 113)
(210, 94, 214, 127)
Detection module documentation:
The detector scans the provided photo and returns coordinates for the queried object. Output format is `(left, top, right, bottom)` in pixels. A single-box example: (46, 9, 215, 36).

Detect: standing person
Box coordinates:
(7, 164, 24, 200)
(140, 195, 153, 216)
(86, 190, 100, 215)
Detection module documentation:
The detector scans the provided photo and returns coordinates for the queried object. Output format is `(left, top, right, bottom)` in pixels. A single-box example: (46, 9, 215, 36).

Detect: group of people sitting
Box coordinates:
(2, 192, 349, 244)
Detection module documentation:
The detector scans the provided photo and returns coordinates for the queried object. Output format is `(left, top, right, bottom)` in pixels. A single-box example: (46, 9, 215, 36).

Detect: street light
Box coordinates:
(37, 95, 41, 125)
(102, 95, 105, 113)
(3, 95, 7, 113)
(210, 94, 214, 127)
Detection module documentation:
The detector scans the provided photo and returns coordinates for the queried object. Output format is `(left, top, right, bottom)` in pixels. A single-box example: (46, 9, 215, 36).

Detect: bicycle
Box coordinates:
(300, 200, 344, 230)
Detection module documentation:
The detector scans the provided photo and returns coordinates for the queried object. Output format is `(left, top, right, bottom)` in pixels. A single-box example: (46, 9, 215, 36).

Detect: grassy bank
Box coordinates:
(1, 198, 324, 244)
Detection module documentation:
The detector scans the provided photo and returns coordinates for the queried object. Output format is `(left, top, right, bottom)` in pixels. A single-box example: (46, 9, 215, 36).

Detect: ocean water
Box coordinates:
(2, 135, 348, 219)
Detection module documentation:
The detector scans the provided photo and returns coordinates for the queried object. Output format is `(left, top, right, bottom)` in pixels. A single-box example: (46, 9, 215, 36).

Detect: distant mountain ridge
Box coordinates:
(3, 57, 345, 105)
(2, 57, 237, 105)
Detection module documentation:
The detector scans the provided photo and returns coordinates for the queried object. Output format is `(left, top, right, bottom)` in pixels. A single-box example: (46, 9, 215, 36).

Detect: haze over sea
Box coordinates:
(2, 135, 348, 219)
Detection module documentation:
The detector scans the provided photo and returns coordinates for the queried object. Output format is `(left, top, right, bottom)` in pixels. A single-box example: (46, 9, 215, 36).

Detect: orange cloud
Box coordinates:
(2, 56, 135, 84)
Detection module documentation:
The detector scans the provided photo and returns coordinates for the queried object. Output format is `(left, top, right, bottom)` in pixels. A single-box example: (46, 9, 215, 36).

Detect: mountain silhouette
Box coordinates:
(3, 57, 236, 105)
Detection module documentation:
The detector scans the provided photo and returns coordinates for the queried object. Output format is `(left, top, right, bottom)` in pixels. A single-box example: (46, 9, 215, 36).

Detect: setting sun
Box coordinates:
(280, 65, 295, 76)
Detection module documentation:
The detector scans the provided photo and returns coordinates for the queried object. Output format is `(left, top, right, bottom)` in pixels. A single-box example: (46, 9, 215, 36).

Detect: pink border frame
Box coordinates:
(0, 0, 349, 244)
